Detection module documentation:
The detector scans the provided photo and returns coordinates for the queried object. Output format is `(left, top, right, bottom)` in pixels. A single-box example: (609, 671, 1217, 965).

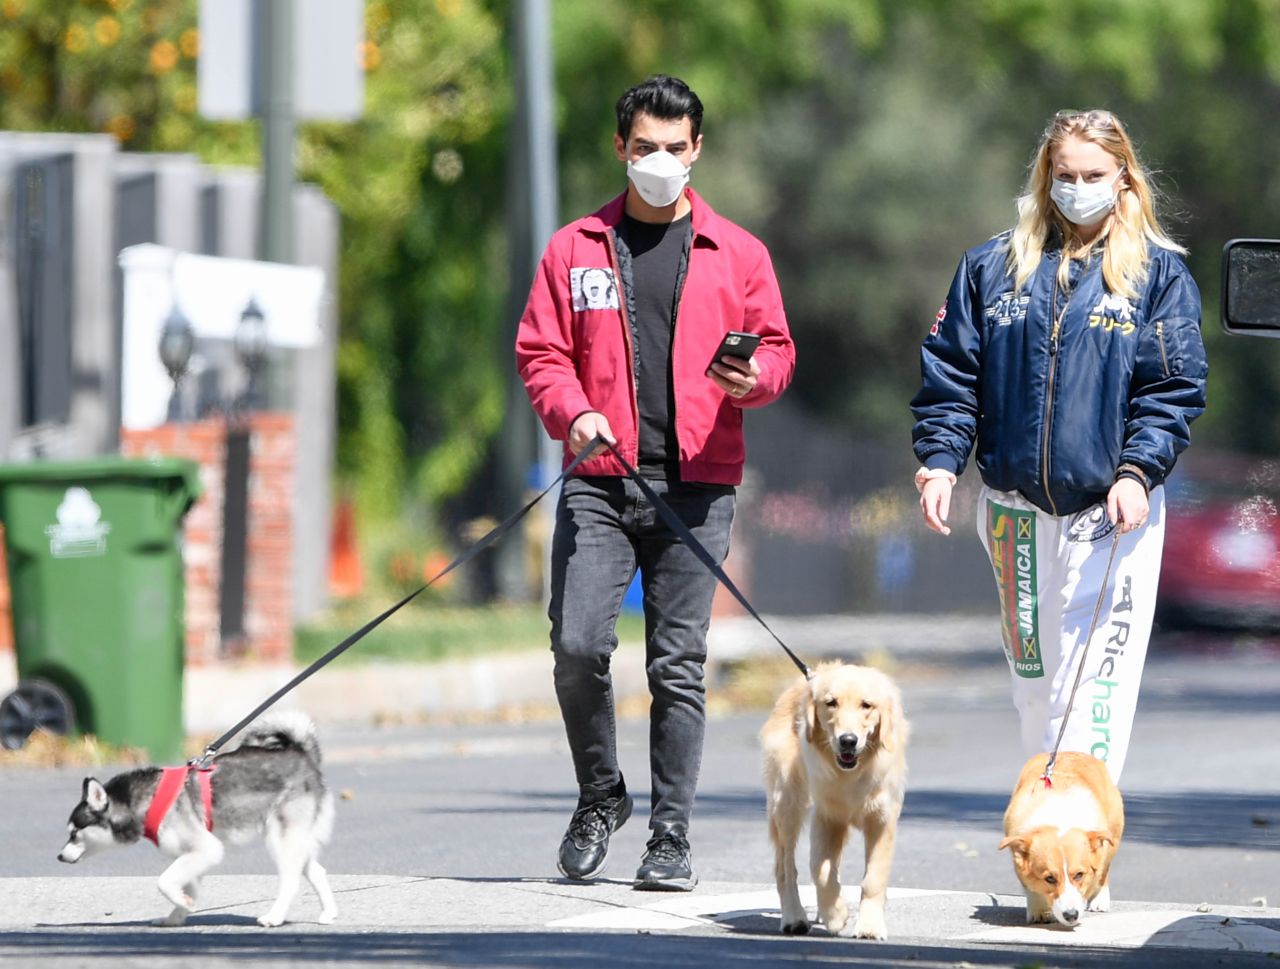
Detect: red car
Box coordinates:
(1158, 451, 1280, 630)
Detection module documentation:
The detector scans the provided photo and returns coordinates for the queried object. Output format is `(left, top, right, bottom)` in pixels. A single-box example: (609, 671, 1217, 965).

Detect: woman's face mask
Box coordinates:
(1050, 168, 1124, 226)
(626, 151, 690, 208)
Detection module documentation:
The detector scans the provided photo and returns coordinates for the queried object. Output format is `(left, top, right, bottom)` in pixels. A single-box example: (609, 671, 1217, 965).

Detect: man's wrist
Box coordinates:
(567, 410, 598, 437)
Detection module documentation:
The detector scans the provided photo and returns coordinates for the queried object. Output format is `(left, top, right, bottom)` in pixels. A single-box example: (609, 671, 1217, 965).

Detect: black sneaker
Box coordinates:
(557, 791, 633, 880)
(634, 832, 697, 891)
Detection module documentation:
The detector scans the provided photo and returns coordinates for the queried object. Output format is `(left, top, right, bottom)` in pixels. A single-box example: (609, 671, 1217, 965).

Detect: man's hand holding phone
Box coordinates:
(706, 330, 761, 399)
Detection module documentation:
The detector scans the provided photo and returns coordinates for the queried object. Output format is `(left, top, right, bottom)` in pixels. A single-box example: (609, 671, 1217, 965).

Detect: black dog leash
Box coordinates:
(194, 435, 810, 766)
(603, 441, 810, 678)
(191, 441, 600, 767)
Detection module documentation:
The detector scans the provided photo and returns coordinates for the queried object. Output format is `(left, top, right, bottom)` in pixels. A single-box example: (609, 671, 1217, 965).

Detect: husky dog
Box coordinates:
(58, 711, 337, 927)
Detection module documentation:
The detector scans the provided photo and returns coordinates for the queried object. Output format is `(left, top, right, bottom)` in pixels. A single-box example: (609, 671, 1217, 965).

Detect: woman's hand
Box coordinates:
(1107, 477, 1149, 533)
(919, 476, 954, 536)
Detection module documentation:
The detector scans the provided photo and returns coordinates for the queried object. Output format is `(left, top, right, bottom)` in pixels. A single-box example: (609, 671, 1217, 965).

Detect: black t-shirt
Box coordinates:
(615, 212, 691, 477)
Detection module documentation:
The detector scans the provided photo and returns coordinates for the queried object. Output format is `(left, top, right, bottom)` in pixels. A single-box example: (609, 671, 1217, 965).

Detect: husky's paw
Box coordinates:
(780, 917, 809, 935)
(257, 914, 285, 928)
(1088, 885, 1112, 912)
(158, 887, 194, 911)
(317, 908, 338, 926)
(152, 909, 189, 928)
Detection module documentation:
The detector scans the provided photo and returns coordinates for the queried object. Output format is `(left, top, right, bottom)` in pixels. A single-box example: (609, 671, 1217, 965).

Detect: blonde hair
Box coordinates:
(1007, 109, 1184, 299)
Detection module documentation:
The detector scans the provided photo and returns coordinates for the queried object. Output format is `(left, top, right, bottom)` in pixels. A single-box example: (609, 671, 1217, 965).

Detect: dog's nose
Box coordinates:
(837, 733, 859, 752)
(1061, 908, 1079, 923)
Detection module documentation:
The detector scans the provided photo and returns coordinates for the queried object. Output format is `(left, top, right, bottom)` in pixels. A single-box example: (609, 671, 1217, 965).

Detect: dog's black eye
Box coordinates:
(1044, 873, 1058, 885)
(823, 697, 837, 708)
(70, 804, 103, 828)
(860, 700, 873, 711)
(1072, 871, 1085, 882)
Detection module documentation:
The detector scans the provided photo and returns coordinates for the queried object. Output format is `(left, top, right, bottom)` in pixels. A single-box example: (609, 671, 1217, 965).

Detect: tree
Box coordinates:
(6, 0, 1280, 542)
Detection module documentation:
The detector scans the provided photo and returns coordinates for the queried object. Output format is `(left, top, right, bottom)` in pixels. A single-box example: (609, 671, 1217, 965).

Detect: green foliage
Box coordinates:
(1, 0, 512, 526)
(0, 0, 200, 147)
(5, 0, 1280, 543)
(296, 0, 512, 521)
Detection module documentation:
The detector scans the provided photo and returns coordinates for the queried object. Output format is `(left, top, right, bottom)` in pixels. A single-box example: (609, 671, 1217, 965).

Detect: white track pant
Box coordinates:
(975, 485, 1165, 783)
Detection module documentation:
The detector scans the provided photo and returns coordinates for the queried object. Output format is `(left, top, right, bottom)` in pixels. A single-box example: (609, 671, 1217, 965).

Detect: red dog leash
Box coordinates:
(144, 765, 218, 844)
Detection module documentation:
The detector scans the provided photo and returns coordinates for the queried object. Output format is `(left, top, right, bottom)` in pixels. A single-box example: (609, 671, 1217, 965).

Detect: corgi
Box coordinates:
(999, 751, 1124, 926)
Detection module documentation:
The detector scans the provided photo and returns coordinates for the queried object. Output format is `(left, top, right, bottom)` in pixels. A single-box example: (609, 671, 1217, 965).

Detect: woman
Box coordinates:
(910, 109, 1208, 782)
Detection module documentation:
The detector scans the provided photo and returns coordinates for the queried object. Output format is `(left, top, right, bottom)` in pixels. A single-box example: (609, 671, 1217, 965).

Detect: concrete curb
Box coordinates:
(0, 613, 1003, 736)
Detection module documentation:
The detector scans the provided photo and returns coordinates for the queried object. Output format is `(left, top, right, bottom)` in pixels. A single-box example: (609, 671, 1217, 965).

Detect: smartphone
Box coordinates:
(706, 330, 761, 373)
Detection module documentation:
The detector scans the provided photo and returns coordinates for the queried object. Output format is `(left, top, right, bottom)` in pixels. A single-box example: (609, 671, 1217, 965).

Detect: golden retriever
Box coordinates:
(760, 661, 908, 939)
(1000, 751, 1124, 926)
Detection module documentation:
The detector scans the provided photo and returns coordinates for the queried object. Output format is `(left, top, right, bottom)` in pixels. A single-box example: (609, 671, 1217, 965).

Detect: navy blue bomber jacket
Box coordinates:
(910, 233, 1208, 517)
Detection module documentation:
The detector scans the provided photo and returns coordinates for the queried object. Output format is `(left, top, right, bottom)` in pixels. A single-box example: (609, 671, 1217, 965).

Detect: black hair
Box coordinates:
(615, 75, 703, 144)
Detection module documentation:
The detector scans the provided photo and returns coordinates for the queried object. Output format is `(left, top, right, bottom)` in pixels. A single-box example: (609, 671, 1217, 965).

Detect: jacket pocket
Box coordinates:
(1155, 320, 1171, 379)
(1154, 315, 1208, 380)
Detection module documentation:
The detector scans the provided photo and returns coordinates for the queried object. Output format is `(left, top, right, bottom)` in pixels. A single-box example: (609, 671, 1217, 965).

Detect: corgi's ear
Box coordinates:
(998, 835, 1028, 859)
(83, 778, 108, 812)
(1086, 830, 1115, 853)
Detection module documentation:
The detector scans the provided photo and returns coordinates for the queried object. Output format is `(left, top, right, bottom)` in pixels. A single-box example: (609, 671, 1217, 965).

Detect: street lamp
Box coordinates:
(157, 302, 194, 422)
(234, 295, 268, 411)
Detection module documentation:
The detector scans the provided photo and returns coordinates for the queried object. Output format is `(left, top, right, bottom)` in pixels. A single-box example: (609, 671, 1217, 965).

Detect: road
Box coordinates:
(1, 635, 1277, 967)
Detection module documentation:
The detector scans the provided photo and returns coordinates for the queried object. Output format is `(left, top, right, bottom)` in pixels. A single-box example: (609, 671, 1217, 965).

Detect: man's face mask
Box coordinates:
(626, 151, 690, 208)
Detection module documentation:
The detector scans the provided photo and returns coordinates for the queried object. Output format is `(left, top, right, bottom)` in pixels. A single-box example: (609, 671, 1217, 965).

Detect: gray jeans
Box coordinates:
(548, 474, 735, 834)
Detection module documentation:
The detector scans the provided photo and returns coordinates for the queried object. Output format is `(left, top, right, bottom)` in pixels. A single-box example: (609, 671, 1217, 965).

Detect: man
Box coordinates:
(516, 75, 795, 891)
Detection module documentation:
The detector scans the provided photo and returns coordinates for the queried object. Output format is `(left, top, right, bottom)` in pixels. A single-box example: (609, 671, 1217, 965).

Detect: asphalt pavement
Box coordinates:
(1, 615, 1278, 968)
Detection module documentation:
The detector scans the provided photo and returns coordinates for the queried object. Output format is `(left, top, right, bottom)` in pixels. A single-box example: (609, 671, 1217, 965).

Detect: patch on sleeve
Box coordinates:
(570, 267, 619, 311)
(929, 303, 946, 337)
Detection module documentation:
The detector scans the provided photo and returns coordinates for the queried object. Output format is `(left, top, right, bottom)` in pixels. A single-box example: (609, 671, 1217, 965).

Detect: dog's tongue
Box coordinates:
(838, 751, 858, 768)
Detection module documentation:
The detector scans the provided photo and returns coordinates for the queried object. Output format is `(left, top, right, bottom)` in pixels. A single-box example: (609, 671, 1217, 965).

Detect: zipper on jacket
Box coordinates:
(1155, 320, 1171, 378)
(1040, 276, 1064, 516)
(606, 231, 640, 464)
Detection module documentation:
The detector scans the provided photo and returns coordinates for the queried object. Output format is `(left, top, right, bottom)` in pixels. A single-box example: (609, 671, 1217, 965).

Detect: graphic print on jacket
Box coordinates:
(988, 501, 1043, 679)
(571, 267, 620, 311)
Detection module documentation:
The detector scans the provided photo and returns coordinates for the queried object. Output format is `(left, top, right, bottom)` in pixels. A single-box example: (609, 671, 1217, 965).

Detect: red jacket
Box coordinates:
(516, 188, 795, 486)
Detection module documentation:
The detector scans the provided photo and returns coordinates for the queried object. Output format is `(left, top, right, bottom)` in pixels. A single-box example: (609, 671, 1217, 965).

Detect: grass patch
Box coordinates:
(295, 600, 646, 665)
(0, 729, 149, 769)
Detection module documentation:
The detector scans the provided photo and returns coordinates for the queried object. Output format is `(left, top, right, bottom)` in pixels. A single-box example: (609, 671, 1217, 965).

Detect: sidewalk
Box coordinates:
(2, 875, 1277, 963)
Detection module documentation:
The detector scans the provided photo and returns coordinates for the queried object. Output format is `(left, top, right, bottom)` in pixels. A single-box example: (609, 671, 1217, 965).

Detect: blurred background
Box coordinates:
(3, 0, 1280, 676)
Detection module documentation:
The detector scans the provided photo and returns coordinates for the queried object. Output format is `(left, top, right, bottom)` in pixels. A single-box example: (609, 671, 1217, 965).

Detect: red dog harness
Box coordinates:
(144, 765, 217, 844)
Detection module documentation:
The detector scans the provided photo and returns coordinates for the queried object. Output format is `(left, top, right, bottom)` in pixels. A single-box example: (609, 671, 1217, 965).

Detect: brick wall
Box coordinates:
(85, 413, 295, 667)
(119, 420, 227, 665)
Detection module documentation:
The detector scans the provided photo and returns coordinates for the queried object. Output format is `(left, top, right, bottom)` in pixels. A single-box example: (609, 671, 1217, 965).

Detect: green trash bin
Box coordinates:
(0, 457, 201, 761)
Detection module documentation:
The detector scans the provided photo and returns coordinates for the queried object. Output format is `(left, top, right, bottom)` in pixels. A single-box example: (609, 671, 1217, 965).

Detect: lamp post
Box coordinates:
(234, 296, 268, 412)
(157, 303, 194, 422)
(222, 294, 269, 658)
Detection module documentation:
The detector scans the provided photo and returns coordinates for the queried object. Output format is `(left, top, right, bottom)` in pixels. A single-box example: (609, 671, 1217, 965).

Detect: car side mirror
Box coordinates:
(1222, 238, 1280, 337)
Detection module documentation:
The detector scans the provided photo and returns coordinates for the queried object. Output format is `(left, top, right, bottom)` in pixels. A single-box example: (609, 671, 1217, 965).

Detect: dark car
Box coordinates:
(1158, 451, 1280, 630)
